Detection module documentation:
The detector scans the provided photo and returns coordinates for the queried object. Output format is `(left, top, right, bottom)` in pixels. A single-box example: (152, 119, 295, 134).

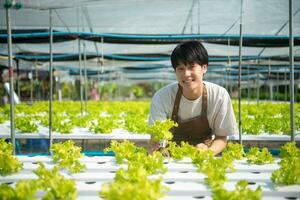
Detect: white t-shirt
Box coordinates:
(148, 81, 238, 137)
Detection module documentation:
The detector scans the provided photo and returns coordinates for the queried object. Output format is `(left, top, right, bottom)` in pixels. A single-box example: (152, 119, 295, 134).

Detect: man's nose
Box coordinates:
(183, 68, 191, 76)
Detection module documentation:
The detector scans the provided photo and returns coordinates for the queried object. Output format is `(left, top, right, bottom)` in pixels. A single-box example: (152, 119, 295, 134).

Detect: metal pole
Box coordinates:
(49, 9, 53, 152)
(247, 65, 250, 102)
(100, 36, 104, 95)
(16, 59, 20, 98)
(257, 71, 260, 104)
(30, 65, 33, 105)
(284, 68, 287, 101)
(190, 1, 193, 34)
(35, 64, 39, 100)
(82, 7, 102, 95)
(289, 0, 295, 142)
(6, 7, 15, 154)
(238, 0, 243, 145)
(197, 0, 200, 34)
(77, 7, 84, 116)
(276, 72, 279, 101)
(83, 43, 88, 113)
(181, 0, 197, 34)
(101, 36, 104, 71)
(79, 40, 84, 115)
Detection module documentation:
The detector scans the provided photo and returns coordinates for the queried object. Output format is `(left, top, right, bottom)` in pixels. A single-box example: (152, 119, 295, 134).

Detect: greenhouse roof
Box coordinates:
(0, 0, 299, 84)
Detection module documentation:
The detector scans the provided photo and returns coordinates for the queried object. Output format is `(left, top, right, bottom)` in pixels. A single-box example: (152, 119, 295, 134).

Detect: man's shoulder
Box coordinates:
(205, 81, 228, 93)
(151, 82, 178, 113)
(204, 81, 230, 100)
(153, 82, 178, 98)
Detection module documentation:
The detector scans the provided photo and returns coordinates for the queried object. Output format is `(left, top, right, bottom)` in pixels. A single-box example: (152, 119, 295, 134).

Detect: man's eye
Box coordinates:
(192, 65, 200, 70)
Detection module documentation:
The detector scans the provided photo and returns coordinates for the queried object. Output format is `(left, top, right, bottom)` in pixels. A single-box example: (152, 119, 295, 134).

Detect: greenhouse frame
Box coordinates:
(0, 0, 300, 199)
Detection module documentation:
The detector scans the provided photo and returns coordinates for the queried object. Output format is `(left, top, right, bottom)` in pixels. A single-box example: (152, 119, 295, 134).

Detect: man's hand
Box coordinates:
(196, 138, 212, 151)
(148, 141, 160, 154)
(196, 143, 209, 150)
(196, 136, 227, 155)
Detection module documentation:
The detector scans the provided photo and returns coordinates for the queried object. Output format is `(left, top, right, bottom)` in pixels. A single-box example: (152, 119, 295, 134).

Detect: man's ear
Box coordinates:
(202, 64, 208, 73)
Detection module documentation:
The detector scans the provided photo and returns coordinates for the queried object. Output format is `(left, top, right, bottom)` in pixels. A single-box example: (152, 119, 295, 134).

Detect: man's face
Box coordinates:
(175, 63, 207, 92)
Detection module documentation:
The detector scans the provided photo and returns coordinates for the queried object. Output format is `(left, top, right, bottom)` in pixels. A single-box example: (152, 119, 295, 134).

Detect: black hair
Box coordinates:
(170, 41, 208, 70)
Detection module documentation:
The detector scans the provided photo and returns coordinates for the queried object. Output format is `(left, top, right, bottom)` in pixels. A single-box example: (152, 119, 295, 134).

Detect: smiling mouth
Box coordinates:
(182, 79, 194, 84)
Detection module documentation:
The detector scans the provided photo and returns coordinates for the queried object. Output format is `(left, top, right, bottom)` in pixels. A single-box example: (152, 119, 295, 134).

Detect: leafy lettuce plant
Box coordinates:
(166, 141, 186, 161)
(15, 115, 39, 133)
(126, 151, 167, 175)
(204, 163, 227, 189)
(106, 140, 166, 175)
(51, 140, 86, 173)
(201, 155, 235, 189)
(14, 180, 40, 200)
(89, 116, 122, 134)
(34, 162, 77, 200)
(189, 144, 235, 190)
(0, 184, 16, 199)
(279, 142, 300, 158)
(71, 114, 91, 128)
(104, 140, 147, 164)
(0, 162, 77, 200)
(246, 147, 274, 164)
(52, 115, 74, 134)
(271, 157, 300, 185)
(0, 180, 40, 200)
(0, 107, 7, 124)
(147, 119, 177, 142)
(101, 140, 168, 200)
(222, 142, 245, 160)
(0, 139, 23, 176)
(271, 142, 300, 185)
(212, 180, 262, 200)
(191, 148, 215, 171)
(124, 114, 148, 134)
(167, 141, 203, 161)
(100, 166, 168, 200)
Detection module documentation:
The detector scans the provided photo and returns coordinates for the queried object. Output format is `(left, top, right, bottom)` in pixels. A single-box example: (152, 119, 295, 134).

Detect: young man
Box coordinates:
(148, 41, 238, 155)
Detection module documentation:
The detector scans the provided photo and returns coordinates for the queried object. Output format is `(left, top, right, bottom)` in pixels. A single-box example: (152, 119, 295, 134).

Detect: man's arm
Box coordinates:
(148, 93, 168, 154)
(209, 135, 227, 155)
(196, 135, 227, 155)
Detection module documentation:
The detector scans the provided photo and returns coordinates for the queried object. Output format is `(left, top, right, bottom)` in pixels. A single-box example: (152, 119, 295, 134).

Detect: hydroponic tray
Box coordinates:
(0, 122, 150, 140)
(229, 134, 300, 141)
(1, 156, 299, 200)
(0, 121, 299, 141)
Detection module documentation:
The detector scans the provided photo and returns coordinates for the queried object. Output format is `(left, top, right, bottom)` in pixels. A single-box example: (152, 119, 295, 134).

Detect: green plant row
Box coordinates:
(1, 138, 298, 199)
(233, 101, 300, 135)
(0, 162, 77, 200)
(51, 140, 86, 174)
(0, 139, 86, 199)
(1, 100, 299, 135)
(166, 141, 273, 199)
(0, 139, 23, 176)
(271, 142, 300, 185)
(101, 140, 168, 200)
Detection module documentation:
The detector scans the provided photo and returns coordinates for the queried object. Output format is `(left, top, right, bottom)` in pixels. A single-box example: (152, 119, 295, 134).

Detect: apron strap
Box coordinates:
(171, 84, 182, 122)
(201, 84, 208, 117)
(172, 83, 208, 121)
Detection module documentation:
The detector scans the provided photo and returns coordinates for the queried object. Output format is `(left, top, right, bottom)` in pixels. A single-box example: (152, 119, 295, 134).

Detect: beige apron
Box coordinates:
(170, 84, 213, 146)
